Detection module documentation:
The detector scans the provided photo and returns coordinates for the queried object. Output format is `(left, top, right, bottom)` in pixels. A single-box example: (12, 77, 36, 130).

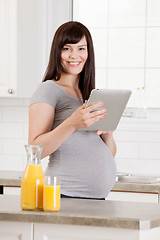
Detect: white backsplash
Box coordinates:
(0, 98, 160, 176)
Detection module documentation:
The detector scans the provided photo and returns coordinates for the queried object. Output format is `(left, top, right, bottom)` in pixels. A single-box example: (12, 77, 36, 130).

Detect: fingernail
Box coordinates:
(104, 110, 107, 113)
(103, 114, 106, 117)
(99, 118, 102, 120)
(99, 102, 104, 106)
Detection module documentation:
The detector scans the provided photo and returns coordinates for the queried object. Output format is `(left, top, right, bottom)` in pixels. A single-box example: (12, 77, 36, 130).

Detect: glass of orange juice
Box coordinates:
(43, 176, 61, 212)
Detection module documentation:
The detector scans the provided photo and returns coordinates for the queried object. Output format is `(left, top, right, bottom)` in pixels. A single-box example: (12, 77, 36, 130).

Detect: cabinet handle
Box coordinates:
(8, 89, 14, 94)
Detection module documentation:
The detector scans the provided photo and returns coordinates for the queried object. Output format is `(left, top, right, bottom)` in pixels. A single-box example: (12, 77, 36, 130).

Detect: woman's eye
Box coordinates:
(62, 47, 70, 51)
(79, 47, 85, 51)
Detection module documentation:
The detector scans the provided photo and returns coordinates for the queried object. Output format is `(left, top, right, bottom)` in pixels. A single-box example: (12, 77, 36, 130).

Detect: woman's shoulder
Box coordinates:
(41, 79, 59, 90)
(30, 80, 59, 108)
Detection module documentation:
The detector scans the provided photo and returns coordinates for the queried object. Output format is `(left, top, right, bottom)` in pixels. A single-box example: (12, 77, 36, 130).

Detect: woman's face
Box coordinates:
(61, 36, 88, 76)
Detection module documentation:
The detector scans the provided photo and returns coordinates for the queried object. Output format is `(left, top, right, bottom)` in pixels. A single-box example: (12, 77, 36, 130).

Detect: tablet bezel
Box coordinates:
(80, 89, 131, 131)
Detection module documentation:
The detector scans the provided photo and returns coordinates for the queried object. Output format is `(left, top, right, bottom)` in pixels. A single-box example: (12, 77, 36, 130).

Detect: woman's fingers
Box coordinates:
(79, 100, 88, 109)
(70, 101, 107, 130)
(84, 102, 104, 113)
(89, 109, 107, 118)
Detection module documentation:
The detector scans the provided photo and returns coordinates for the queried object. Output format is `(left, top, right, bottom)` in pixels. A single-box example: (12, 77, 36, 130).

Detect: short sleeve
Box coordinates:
(30, 80, 58, 108)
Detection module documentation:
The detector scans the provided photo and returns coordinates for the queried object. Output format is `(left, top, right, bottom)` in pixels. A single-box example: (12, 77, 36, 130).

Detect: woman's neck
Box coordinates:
(58, 72, 80, 89)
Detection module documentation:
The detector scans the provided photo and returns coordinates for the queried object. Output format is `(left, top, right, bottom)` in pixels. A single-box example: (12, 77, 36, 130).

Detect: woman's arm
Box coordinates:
(29, 102, 106, 159)
(97, 131, 117, 157)
(28, 103, 76, 159)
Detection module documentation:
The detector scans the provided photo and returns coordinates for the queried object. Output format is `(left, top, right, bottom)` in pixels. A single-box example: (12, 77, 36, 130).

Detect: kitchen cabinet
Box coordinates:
(0, 0, 45, 98)
(0, 221, 33, 240)
(3, 186, 21, 195)
(1, 222, 160, 240)
(1, 195, 160, 240)
(33, 223, 136, 240)
(0, 0, 72, 98)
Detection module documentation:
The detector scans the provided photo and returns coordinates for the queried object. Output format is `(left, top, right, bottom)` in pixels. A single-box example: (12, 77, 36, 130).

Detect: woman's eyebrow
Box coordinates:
(78, 44, 87, 47)
(63, 44, 87, 47)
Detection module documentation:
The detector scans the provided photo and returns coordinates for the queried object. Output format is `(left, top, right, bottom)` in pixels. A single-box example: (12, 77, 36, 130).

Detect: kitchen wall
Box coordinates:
(0, 97, 160, 176)
(73, 0, 160, 108)
(115, 113, 160, 176)
(0, 98, 48, 172)
(1, 0, 160, 176)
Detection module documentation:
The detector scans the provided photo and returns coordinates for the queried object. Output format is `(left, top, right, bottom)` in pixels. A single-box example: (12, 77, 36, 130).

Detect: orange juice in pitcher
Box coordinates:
(21, 145, 44, 210)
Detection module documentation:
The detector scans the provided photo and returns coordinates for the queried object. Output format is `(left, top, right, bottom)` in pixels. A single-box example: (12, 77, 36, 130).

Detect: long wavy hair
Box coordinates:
(43, 21, 95, 101)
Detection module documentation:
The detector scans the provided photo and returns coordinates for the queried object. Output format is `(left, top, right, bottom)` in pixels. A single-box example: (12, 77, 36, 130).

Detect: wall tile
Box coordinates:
(0, 122, 23, 138)
(2, 106, 28, 122)
(139, 142, 160, 159)
(107, 68, 144, 107)
(116, 130, 160, 142)
(116, 142, 139, 159)
(147, 109, 160, 121)
(0, 140, 2, 154)
(2, 139, 27, 155)
(0, 98, 24, 106)
(23, 98, 31, 107)
(0, 155, 24, 171)
(73, 0, 108, 28)
(145, 69, 160, 108)
(108, 28, 145, 68)
(90, 28, 108, 68)
(95, 68, 107, 89)
(109, 0, 146, 27)
(0, 106, 2, 121)
(146, 28, 160, 68)
(147, 0, 160, 26)
(23, 123, 29, 139)
(116, 158, 160, 176)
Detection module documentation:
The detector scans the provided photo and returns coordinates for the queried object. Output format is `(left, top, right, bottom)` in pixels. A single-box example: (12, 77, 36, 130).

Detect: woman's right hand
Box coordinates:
(68, 101, 107, 130)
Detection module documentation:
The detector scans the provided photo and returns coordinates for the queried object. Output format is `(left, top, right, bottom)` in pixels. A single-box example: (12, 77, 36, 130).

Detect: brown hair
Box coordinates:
(43, 21, 95, 101)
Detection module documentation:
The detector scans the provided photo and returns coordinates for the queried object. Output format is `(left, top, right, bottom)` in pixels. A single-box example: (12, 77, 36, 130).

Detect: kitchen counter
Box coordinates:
(1, 171, 160, 194)
(0, 195, 160, 240)
(0, 171, 22, 187)
(112, 181, 160, 194)
(0, 194, 160, 230)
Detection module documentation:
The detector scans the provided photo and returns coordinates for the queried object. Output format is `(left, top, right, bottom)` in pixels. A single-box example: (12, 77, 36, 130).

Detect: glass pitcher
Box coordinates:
(21, 145, 44, 210)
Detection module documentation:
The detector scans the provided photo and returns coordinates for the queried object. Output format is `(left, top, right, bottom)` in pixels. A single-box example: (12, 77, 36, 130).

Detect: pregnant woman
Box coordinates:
(28, 21, 117, 200)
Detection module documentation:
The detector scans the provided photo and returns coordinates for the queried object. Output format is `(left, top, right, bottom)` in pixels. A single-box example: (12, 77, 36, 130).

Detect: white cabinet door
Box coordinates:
(107, 191, 158, 203)
(0, 0, 45, 98)
(0, 0, 72, 98)
(0, 222, 33, 240)
(34, 223, 140, 240)
(0, 0, 17, 97)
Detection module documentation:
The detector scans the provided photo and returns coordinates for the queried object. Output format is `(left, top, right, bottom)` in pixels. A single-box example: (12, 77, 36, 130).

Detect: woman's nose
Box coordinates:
(69, 49, 77, 58)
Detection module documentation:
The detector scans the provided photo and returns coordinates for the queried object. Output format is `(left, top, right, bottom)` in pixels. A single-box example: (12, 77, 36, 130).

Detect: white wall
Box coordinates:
(0, 98, 48, 171)
(0, 98, 160, 176)
(0, 0, 160, 175)
(115, 115, 160, 176)
(73, 0, 160, 108)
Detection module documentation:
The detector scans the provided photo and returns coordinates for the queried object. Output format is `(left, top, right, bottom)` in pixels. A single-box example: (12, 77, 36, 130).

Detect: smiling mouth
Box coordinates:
(68, 61, 81, 66)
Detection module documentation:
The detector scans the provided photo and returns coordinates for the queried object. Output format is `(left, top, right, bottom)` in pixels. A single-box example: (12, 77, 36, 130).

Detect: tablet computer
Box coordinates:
(80, 89, 131, 131)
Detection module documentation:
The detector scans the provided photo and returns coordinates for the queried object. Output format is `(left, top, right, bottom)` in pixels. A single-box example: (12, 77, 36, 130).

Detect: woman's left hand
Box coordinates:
(97, 130, 117, 157)
(96, 130, 113, 136)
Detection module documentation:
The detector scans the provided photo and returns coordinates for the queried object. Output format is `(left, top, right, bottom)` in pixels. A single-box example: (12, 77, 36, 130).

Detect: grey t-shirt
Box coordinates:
(30, 80, 117, 198)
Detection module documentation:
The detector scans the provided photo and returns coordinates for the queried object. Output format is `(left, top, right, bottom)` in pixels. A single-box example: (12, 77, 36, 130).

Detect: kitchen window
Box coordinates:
(73, 0, 160, 109)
